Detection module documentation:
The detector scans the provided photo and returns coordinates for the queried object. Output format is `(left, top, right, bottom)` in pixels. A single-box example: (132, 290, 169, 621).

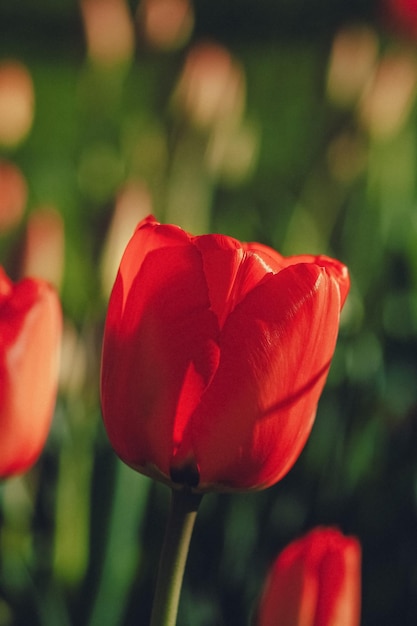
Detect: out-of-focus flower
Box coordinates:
(21, 207, 65, 290)
(0, 268, 62, 478)
(171, 41, 246, 128)
(100, 181, 152, 296)
(0, 160, 27, 234)
(101, 216, 349, 492)
(137, 0, 194, 51)
(383, 0, 417, 39)
(358, 49, 417, 139)
(0, 60, 34, 147)
(326, 24, 379, 108)
(80, 0, 135, 67)
(255, 527, 361, 626)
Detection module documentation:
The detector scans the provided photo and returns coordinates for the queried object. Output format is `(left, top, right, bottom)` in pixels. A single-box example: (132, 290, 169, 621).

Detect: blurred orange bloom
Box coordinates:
(137, 0, 194, 51)
(358, 50, 417, 139)
(326, 24, 378, 108)
(0, 160, 27, 233)
(171, 41, 246, 128)
(81, 0, 135, 67)
(0, 60, 34, 147)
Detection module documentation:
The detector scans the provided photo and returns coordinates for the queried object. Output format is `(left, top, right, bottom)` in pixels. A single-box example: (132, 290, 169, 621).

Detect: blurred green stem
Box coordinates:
(150, 488, 202, 626)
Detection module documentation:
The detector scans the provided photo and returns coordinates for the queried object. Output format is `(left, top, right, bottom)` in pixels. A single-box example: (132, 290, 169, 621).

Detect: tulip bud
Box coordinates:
(0, 268, 62, 478)
(101, 216, 349, 492)
(255, 527, 361, 626)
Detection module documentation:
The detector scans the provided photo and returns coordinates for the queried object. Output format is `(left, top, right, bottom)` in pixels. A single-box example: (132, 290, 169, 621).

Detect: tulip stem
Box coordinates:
(150, 487, 202, 626)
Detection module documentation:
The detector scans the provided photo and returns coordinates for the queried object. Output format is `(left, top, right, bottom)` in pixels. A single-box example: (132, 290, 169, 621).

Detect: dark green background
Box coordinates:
(1, 1, 417, 624)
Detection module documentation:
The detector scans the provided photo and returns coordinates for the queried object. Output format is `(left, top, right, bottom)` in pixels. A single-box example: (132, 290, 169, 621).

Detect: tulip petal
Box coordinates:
(172, 261, 343, 490)
(193, 234, 276, 328)
(114, 215, 191, 316)
(315, 539, 362, 626)
(245, 244, 350, 307)
(243, 242, 289, 272)
(258, 546, 318, 626)
(101, 237, 220, 481)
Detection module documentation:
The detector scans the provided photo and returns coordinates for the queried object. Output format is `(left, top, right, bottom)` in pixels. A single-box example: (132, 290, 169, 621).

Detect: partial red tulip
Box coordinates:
(255, 527, 361, 626)
(383, 0, 417, 39)
(0, 268, 62, 478)
(101, 216, 349, 492)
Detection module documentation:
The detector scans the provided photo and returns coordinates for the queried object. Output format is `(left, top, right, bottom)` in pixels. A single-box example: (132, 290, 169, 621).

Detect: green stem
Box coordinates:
(150, 487, 203, 626)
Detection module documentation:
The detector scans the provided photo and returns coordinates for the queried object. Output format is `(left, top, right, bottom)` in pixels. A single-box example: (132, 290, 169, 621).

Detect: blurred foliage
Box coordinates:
(1, 0, 417, 625)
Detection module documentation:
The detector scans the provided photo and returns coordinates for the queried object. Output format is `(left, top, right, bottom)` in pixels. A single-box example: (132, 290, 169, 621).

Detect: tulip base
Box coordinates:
(150, 487, 202, 626)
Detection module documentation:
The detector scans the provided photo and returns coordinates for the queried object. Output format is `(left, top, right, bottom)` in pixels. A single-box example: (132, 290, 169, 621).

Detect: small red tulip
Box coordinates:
(100, 216, 349, 492)
(0, 268, 62, 478)
(255, 527, 361, 626)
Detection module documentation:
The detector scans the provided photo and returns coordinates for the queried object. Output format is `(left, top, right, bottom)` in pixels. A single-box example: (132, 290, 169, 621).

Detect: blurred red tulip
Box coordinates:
(0, 160, 27, 233)
(0, 268, 62, 478)
(101, 216, 349, 492)
(383, 0, 417, 38)
(255, 527, 361, 626)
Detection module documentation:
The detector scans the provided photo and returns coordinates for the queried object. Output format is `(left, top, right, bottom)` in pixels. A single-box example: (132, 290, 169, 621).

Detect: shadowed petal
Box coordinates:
(101, 241, 220, 480)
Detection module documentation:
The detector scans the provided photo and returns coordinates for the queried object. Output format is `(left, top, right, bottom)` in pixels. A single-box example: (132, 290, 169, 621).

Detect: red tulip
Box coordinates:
(0, 268, 62, 478)
(100, 216, 349, 492)
(255, 527, 361, 626)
